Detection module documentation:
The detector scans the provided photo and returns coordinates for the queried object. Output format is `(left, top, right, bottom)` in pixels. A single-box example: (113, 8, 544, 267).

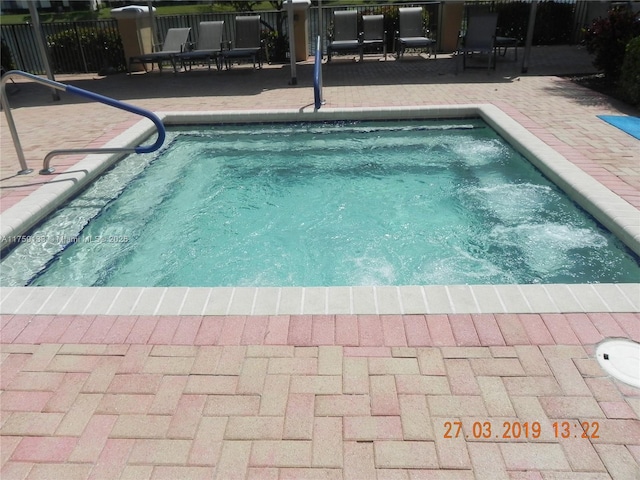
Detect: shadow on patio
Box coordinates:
(1, 45, 598, 110)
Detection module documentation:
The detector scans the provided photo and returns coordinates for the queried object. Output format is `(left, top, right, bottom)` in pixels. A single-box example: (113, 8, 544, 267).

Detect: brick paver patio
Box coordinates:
(1, 46, 639, 479)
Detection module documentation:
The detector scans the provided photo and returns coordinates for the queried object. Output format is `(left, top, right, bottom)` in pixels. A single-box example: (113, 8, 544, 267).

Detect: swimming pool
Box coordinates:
(2, 109, 640, 289)
(1, 106, 638, 314)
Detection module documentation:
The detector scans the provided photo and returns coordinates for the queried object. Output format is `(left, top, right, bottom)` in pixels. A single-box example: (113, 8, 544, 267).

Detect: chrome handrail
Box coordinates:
(313, 35, 324, 111)
(0, 70, 166, 175)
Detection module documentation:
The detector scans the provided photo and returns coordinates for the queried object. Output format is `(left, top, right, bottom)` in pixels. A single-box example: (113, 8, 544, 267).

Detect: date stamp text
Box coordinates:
(443, 420, 600, 440)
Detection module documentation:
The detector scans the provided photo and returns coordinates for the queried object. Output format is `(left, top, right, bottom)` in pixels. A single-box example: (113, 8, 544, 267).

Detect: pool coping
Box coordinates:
(1, 105, 638, 315)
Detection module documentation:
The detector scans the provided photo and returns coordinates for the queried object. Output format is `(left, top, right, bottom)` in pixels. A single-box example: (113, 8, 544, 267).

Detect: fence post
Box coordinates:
(287, 0, 297, 84)
(74, 23, 90, 73)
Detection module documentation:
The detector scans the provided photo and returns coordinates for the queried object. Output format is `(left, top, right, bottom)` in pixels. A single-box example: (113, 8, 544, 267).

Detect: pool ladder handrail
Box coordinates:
(0, 70, 166, 175)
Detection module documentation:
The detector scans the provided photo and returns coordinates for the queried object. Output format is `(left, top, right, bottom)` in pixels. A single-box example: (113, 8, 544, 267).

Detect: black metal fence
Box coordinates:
(1, 19, 123, 74)
(0, 1, 603, 75)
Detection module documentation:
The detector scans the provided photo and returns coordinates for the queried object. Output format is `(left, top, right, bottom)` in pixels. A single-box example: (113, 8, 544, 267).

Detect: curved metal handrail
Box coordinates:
(0, 70, 166, 175)
(313, 35, 324, 111)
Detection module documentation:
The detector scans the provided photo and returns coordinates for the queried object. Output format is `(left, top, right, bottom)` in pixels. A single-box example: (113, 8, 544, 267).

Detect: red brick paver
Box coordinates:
(1, 313, 639, 479)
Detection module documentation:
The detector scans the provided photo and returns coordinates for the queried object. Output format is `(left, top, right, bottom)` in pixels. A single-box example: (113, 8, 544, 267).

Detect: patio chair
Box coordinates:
(222, 16, 263, 70)
(396, 7, 436, 60)
(466, 4, 517, 62)
(456, 12, 498, 73)
(361, 14, 386, 61)
(495, 35, 518, 61)
(176, 21, 225, 71)
(128, 27, 191, 74)
(327, 10, 361, 62)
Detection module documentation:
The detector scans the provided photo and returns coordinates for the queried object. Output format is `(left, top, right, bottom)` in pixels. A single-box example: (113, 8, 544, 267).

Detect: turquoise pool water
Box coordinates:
(2, 119, 639, 287)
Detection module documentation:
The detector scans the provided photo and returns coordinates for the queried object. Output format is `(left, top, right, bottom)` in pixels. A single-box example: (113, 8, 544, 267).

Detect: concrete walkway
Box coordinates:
(1, 46, 639, 479)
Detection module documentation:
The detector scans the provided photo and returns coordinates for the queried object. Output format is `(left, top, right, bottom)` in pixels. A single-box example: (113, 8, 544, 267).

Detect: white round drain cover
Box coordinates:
(595, 339, 640, 389)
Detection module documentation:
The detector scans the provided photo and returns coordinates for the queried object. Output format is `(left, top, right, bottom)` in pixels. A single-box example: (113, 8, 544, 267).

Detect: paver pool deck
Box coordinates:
(1, 46, 639, 479)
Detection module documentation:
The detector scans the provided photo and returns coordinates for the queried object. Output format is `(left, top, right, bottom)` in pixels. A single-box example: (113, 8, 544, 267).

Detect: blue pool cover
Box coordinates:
(597, 115, 640, 140)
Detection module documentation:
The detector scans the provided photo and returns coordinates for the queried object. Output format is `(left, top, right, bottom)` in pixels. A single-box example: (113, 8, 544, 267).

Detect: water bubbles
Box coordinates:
(465, 183, 554, 224)
(490, 223, 609, 276)
(348, 255, 397, 285)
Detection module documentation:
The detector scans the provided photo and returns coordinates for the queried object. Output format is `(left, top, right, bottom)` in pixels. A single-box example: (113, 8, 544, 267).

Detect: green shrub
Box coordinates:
(584, 7, 640, 82)
(260, 6, 288, 63)
(494, 2, 529, 43)
(492, 1, 573, 45)
(261, 29, 287, 63)
(620, 36, 640, 105)
(535, 1, 574, 44)
(1, 39, 15, 72)
(47, 27, 125, 73)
